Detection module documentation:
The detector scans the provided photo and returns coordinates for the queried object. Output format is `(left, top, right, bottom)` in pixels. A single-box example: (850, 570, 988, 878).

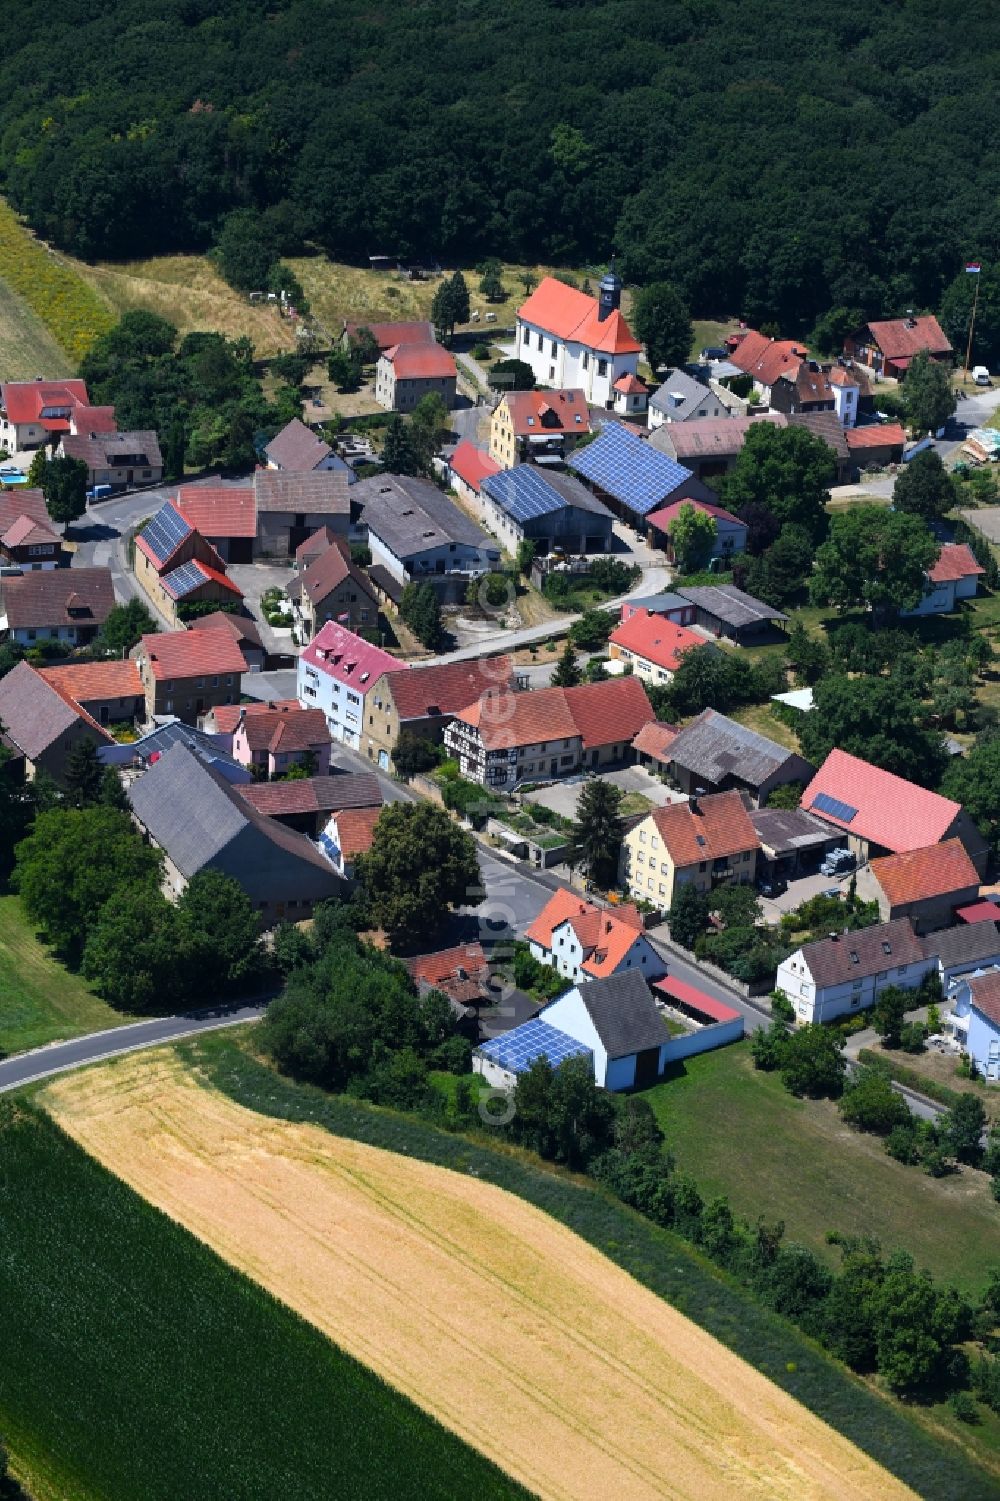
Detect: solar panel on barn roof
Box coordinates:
(478, 1017, 591, 1074)
(160, 560, 205, 599)
(812, 791, 858, 824)
(141, 503, 192, 564)
(568, 422, 693, 517)
(482, 467, 563, 523)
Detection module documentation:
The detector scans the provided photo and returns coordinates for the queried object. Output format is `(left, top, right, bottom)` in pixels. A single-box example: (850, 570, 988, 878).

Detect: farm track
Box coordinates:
(43, 1051, 918, 1501)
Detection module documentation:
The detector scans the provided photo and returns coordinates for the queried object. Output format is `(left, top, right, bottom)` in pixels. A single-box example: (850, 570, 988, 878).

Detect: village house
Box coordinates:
(0, 659, 111, 781)
(264, 418, 352, 474)
(568, 420, 715, 529)
(934, 922, 1000, 990)
(726, 330, 810, 402)
(446, 440, 500, 506)
(238, 772, 381, 835)
(1, 565, 114, 646)
(319, 805, 382, 882)
(128, 741, 341, 925)
(405, 941, 492, 1011)
(0, 488, 63, 571)
(175, 485, 256, 565)
(515, 267, 642, 406)
(230, 704, 333, 779)
(649, 412, 784, 482)
(857, 839, 981, 933)
(950, 972, 1000, 1082)
(364, 655, 513, 771)
(133, 501, 242, 626)
(612, 373, 649, 418)
(489, 388, 591, 468)
(844, 316, 953, 380)
(0, 378, 91, 452)
(445, 676, 653, 791)
(342, 319, 435, 353)
(620, 790, 759, 912)
(38, 659, 145, 730)
(767, 359, 836, 418)
(776, 918, 933, 1025)
(297, 622, 403, 751)
(901, 542, 984, 617)
(287, 534, 379, 636)
(828, 362, 870, 427)
(59, 429, 162, 492)
(647, 368, 730, 429)
(356, 473, 499, 596)
(661, 708, 813, 806)
(607, 609, 707, 684)
(646, 497, 748, 562)
(253, 469, 355, 559)
(526, 889, 665, 984)
(802, 748, 988, 872)
(631, 719, 680, 773)
(479, 465, 614, 556)
(620, 592, 696, 626)
(131, 627, 245, 725)
(374, 342, 457, 412)
(194, 609, 266, 673)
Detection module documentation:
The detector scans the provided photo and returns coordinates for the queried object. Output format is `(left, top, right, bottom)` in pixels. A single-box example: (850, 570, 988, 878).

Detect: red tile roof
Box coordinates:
(210, 700, 299, 735)
(564, 677, 654, 750)
(1, 379, 89, 424)
(614, 373, 648, 394)
(136, 628, 246, 682)
(609, 610, 706, 673)
(448, 440, 500, 492)
(344, 320, 435, 350)
(499, 388, 590, 436)
(956, 900, 1000, 925)
(632, 720, 680, 762)
(654, 975, 741, 1024)
(39, 660, 143, 705)
(1, 513, 59, 548)
(387, 655, 511, 721)
(517, 277, 641, 354)
(870, 838, 979, 908)
(195, 611, 264, 654)
(383, 342, 457, 380)
(237, 706, 332, 754)
(648, 790, 759, 867)
(802, 749, 961, 854)
(239, 773, 381, 817)
(332, 805, 382, 858)
(967, 970, 1000, 1028)
(646, 498, 746, 532)
(844, 422, 906, 450)
(0, 488, 50, 532)
(728, 330, 809, 389)
(405, 941, 490, 1000)
(70, 404, 117, 432)
(300, 621, 402, 691)
(866, 316, 952, 361)
(454, 676, 653, 752)
(176, 485, 256, 538)
(928, 543, 984, 584)
(525, 890, 643, 955)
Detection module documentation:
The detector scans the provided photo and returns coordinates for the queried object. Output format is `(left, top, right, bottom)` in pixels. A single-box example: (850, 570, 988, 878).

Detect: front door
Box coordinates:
(633, 1047, 661, 1089)
(550, 758, 558, 774)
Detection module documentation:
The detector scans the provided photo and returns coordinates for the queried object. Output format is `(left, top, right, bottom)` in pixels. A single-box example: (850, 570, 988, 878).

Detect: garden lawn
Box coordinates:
(642, 1041, 997, 1296)
(0, 895, 133, 1055)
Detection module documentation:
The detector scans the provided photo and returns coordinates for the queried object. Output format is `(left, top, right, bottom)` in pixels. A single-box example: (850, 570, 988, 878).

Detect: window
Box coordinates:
(196, 678, 204, 688)
(639, 830, 646, 842)
(897, 966, 906, 975)
(522, 328, 529, 345)
(598, 359, 607, 377)
(647, 877, 654, 890)
(536, 333, 543, 350)
(637, 851, 644, 863)
(582, 352, 589, 370)
(647, 859, 657, 873)
(743, 852, 751, 862)
(142, 469, 151, 479)
(551, 340, 558, 357)
(211, 677, 218, 687)
(651, 836, 659, 850)
(699, 860, 707, 872)
(658, 884, 666, 896)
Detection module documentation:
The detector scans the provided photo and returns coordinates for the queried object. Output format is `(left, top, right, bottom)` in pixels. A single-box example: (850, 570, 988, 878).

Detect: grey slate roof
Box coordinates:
(128, 742, 340, 887)
(800, 918, 925, 988)
(356, 474, 496, 560)
(62, 429, 162, 470)
(667, 708, 807, 789)
(574, 970, 668, 1057)
(649, 367, 718, 422)
(98, 719, 248, 779)
(932, 921, 1000, 970)
(678, 584, 787, 628)
(750, 806, 834, 856)
(264, 418, 339, 473)
(0, 659, 101, 760)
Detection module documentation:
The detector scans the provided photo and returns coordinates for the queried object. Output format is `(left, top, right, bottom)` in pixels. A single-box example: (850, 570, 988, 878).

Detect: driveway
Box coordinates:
(758, 868, 854, 923)
(228, 561, 299, 658)
(241, 667, 300, 704)
(524, 764, 683, 820)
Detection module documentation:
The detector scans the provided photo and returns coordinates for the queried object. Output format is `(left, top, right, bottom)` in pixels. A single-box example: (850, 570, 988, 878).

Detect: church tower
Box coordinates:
(597, 256, 622, 322)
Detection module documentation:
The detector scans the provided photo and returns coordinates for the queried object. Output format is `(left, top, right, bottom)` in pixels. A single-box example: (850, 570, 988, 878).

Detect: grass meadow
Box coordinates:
(186, 1029, 1000, 1499)
(0, 200, 113, 363)
(0, 1096, 527, 1501)
(0, 274, 73, 380)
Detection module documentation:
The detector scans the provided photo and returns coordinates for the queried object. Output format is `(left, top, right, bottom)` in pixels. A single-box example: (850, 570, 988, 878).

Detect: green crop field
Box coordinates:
(0, 895, 133, 1055)
(641, 1042, 997, 1295)
(0, 1097, 527, 1501)
(184, 1029, 1000, 1499)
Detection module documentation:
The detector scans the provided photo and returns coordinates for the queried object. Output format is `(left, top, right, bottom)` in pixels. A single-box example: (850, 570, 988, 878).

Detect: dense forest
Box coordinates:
(1, 0, 998, 329)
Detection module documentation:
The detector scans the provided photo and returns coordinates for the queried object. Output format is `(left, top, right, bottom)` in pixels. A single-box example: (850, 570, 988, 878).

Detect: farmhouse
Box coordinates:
(489, 388, 591, 468)
(446, 440, 500, 504)
(646, 498, 747, 562)
(195, 610, 266, 673)
(726, 329, 810, 401)
(1, 565, 114, 646)
(857, 839, 981, 933)
(60, 429, 163, 491)
(649, 413, 785, 482)
(607, 609, 706, 684)
(253, 469, 354, 558)
(514, 268, 641, 407)
(647, 368, 729, 428)
(776, 918, 933, 1025)
(131, 627, 245, 725)
(342, 319, 435, 352)
(375, 342, 457, 412)
(287, 535, 379, 636)
(363, 656, 512, 771)
(444, 676, 653, 790)
(525, 890, 664, 983)
(620, 791, 760, 912)
(662, 708, 813, 806)
(568, 421, 714, 528)
(0, 378, 91, 451)
(133, 501, 242, 626)
(901, 542, 984, 617)
(767, 360, 836, 418)
(844, 316, 953, 379)
(175, 485, 256, 565)
(844, 422, 906, 474)
(38, 659, 145, 729)
(405, 941, 492, 1009)
(801, 749, 988, 871)
(0, 488, 63, 570)
(264, 418, 350, 473)
(0, 659, 111, 781)
(479, 466, 614, 555)
(357, 473, 499, 595)
(128, 741, 341, 924)
(297, 622, 403, 750)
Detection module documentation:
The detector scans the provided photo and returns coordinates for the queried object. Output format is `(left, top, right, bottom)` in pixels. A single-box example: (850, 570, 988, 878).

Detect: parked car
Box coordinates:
(757, 875, 787, 898)
(973, 366, 991, 386)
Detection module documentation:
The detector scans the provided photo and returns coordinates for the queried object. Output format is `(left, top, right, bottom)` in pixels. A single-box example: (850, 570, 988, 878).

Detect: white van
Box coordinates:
(973, 366, 991, 386)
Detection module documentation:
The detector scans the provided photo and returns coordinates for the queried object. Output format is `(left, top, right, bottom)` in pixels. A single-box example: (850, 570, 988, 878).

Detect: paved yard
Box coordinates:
(524, 764, 684, 820)
(758, 868, 854, 923)
(240, 667, 300, 703)
(228, 562, 299, 658)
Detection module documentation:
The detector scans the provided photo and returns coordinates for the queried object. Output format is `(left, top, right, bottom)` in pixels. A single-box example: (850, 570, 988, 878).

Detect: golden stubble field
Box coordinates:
(42, 1052, 918, 1501)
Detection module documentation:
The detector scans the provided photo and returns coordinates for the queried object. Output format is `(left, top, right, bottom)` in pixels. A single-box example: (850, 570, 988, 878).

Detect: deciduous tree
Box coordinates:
(42, 455, 89, 524)
(779, 1023, 846, 1098)
(810, 505, 939, 616)
(668, 501, 716, 573)
(798, 672, 948, 786)
(903, 350, 956, 434)
(892, 449, 956, 521)
(176, 869, 264, 994)
(721, 424, 835, 544)
(82, 884, 184, 1012)
(632, 281, 693, 371)
(358, 802, 480, 950)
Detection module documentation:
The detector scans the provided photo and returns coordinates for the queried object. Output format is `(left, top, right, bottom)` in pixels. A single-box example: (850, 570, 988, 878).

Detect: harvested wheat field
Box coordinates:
(43, 1052, 917, 1501)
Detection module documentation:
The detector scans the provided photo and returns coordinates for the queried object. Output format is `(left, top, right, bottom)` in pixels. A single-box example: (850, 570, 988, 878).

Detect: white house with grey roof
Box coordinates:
(647, 368, 730, 429)
(664, 708, 813, 806)
(356, 473, 499, 595)
(128, 741, 342, 925)
(934, 921, 1000, 990)
(776, 918, 934, 1025)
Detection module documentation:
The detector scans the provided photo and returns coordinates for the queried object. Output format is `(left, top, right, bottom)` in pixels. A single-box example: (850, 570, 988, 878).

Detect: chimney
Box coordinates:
(828, 932, 838, 941)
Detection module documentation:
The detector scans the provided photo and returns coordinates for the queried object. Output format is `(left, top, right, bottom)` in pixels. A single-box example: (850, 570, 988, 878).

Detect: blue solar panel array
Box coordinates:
(140, 502, 192, 564)
(568, 421, 694, 518)
(812, 791, 858, 824)
(482, 466, 564, 523)
(478, 1018, 591, 1074)
(161, 560, 205, 599)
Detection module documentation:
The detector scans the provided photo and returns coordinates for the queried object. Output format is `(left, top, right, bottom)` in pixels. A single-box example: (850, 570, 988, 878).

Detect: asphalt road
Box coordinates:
(0, 1002, 269, 1094)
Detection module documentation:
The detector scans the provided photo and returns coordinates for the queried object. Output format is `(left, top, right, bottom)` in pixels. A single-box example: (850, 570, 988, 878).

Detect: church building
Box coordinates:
(515, 264, 642, 407)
